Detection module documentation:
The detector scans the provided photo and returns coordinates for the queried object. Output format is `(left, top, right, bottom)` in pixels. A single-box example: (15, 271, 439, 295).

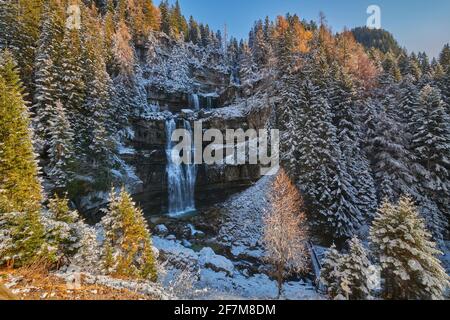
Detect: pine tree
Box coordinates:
(169, 0, 188, 39)
(0, 50, 47, 267)
(32, 7, 63, 150)
(439, 44, 450, 71)
(366, 99, 417, 201)
(42, 194, 81, 262)
(58, 28, 86, 120)
(399, 74, 420, 132)
(238, 41, 256, 92)
(101, 188, 157, 281)
(330, 66, 378, 220)
(320, 244, 347, 299)
(0, 0, 45, 90)
(200, 24, 211, 47)
(47, 100, 74, 190)
(370, 197, 449, 300)
(158, 0, 171, 35)
(293, 70, 363, 238)
(252, 21, 270, 69)
(437, 61, 450, 114)
(409, 85, 450, 239)
(341, 237, 372, 300)
(188, 16, 201, 45)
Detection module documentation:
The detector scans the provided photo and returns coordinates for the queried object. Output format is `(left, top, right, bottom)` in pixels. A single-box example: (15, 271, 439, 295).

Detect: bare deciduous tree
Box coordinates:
(263, 169, 309, 298)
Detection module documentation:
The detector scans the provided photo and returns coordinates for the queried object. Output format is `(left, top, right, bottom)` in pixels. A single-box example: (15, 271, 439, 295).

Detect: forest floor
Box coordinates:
(0, 268, 156, 300)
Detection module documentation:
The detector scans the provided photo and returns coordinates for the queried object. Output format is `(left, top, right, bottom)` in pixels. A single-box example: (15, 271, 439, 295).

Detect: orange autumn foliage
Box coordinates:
(335, 30, 379, 89)
(274, 15, 313, 55)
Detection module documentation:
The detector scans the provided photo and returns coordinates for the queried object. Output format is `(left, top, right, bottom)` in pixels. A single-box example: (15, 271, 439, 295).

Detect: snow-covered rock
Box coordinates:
(188, 224, 205, 238)
(153, 236, 198, 270)
(198, 248, 234, 276)
(180, 109, 195, 118)
(155, 224, 169, 236)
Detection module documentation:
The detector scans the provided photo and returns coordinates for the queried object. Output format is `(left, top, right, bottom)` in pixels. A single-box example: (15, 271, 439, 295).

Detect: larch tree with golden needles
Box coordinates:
(101, 188, 157, 281)
(263, 169, 309, 298)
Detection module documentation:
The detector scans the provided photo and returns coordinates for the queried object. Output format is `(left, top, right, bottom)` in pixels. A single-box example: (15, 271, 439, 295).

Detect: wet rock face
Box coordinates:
(127, 110, 267, 214)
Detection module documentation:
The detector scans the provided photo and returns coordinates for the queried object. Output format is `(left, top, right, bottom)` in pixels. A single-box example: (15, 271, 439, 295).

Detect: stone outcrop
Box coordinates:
(119, 93, 274, 215)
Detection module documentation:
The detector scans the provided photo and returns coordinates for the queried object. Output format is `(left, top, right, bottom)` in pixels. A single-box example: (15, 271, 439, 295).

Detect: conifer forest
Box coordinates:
(0, 0, 449, 302)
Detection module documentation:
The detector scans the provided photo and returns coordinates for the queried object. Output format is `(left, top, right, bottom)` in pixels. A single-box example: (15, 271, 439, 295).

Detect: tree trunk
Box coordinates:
(276, 263, 283, 299)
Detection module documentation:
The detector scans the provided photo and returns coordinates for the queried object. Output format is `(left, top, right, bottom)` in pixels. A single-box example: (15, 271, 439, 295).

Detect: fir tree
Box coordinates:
(370, 197, 449, 300)
(330, 66, 377, 220)
(293, 70, 363, 238)
(58, 28, 86, 120)
(341, 237, 372, 300)
(188, 16, 201, 45)
(158, 0, 171, 35)
(320, 244, 347, 299)
(366, 100, 417, 201)
(101, 188, 157, 281)
(42, 194, 81, 262)
(0, 0, 45, 90)
(0, 50, 47, 267)
(32, 7, 63, 150)
(409, 85, 450, 239)
(439, 44, 450, 71)
(238, 41, 256, 92)
(47, 100, 74, 190)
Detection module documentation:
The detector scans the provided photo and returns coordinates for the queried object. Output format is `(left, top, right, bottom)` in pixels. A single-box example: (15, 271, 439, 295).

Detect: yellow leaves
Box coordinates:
(113, 20, 135, 76)
(334, 31, 379, 89)
(274, 16, 289, 39)
(274, 15, 312, 56)
(292, 21, 313, 54)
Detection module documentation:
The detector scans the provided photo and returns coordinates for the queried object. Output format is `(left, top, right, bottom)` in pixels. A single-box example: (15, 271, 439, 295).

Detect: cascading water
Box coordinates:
(189, 93, 200, 110)
(165, 119, 197, 216)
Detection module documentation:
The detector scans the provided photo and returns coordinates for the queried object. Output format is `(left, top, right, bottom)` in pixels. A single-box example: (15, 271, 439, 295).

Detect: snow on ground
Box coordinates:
(153, 235, 321, 300)
(53, 271, 172, 300)
(200, 93, 270, 121)
(216, 175, 273, 260)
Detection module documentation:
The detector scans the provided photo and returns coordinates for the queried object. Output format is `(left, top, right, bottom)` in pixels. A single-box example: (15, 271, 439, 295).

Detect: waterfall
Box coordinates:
(165, 119, 197, 216)
(190, 93, 200, 110)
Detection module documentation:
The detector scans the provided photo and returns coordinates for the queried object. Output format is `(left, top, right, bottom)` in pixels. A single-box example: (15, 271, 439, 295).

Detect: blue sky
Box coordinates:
(156, 0, 450, 58)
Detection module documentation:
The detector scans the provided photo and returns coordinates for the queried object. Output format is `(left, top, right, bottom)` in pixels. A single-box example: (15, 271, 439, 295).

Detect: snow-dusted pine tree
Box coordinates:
(47, 100, 74, 190)
(409, 85, 450, 239)
(320, 244, 347, 299)
(58, 27, 85, 124)
(0, 50, 47, 267)
(32, 8, 62, 151)
(366, 99, 417, 201)
(330, 65, 378, 220)
(341, 237, 373, 300)
(370, 197, 449, 300)
(101, 188, 157, 281)
(238, 41, 257, 92)
(294, 69, 363, 239)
